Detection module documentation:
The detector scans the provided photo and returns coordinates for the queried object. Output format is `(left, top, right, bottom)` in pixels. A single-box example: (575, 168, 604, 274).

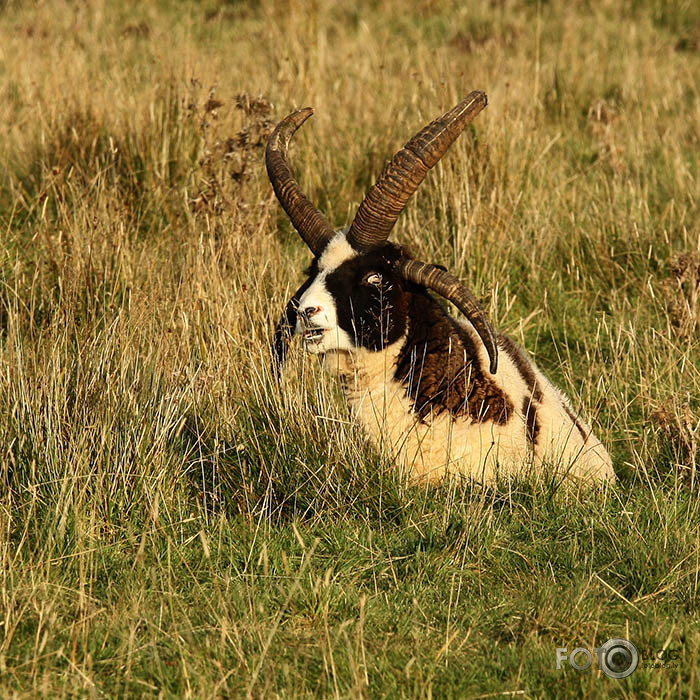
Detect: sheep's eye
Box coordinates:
(364, 272, 382, 287)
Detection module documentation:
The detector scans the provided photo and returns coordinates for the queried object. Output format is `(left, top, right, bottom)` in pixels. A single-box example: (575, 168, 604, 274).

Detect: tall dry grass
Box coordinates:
(0, 0, 698, 697)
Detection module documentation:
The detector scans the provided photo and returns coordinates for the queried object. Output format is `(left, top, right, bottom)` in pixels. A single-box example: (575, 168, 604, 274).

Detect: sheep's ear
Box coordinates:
(272, 279, 312, 378)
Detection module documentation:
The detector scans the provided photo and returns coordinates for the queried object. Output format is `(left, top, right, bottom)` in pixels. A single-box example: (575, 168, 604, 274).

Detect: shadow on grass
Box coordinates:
(174, 412, 409, 526)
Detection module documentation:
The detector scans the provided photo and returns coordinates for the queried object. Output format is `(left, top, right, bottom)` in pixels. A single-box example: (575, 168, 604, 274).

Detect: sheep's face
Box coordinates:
(295, 233, 409, 355)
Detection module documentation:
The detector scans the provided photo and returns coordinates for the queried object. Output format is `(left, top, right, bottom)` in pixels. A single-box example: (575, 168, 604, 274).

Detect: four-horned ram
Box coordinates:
(267, 91, 614, 485)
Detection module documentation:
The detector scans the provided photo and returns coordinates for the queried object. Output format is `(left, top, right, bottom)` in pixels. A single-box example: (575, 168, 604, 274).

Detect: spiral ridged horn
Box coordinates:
(346, 91, 487, 251)
(266, 108, 335, 255)
(399, 259, 498, 374)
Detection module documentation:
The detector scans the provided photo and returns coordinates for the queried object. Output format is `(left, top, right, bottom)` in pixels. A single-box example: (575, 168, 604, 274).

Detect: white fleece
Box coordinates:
(322, 321, 614, 486)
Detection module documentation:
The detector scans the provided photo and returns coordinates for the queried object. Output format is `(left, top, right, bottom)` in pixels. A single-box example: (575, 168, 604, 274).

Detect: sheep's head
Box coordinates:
(268, 92, 498, 374)
(295, 237, 410, 355)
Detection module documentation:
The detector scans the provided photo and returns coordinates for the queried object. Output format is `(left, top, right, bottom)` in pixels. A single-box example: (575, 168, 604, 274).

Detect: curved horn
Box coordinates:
(266, 108, 335, 256)
(399, 259, 498, 374)
(346, 91, 488, 251)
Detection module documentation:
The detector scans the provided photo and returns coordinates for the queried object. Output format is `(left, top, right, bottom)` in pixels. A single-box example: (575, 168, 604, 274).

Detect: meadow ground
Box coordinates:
(1, 0, 699, 697)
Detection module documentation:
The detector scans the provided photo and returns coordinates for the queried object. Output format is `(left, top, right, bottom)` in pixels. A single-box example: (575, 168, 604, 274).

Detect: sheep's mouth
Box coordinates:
(302, 328, 327, 344)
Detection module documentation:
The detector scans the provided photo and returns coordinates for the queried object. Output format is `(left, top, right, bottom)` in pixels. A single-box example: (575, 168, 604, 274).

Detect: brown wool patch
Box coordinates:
(498, 334, 543, 404)
(522, 395, 540, 446)
(394, 293, 513, 424)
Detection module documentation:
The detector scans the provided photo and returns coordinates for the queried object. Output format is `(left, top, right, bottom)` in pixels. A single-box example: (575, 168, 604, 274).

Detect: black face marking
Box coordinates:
(303, 259, 320, 278)
(324, 243, 409, 351)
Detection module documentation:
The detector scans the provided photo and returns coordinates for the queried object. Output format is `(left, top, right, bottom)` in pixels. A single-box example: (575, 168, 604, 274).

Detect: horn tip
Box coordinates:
(267, 107, 316, 152)
(489, 354, 498, 374)
(466, 90, 488, 108)
(291, 107, 315, 125)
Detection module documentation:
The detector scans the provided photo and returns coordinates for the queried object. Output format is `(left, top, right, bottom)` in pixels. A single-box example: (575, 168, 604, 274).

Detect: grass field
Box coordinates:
(1, 0, 699, 697)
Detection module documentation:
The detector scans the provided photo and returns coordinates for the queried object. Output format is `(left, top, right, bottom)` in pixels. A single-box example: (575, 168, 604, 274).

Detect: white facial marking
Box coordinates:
(295, 231, 357, 354)
(317, 230, 357, 271)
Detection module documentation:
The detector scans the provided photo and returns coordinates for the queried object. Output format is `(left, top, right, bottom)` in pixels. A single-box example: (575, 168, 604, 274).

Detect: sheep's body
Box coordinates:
(326, 330, 613, 485)
(300, 235, 614, 485)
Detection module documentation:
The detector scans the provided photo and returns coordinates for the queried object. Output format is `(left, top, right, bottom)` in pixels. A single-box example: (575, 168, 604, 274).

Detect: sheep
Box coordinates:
(267, 91, 614, 485)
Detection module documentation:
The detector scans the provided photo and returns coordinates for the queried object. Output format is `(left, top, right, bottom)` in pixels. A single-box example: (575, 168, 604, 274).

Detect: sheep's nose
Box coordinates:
(299, 306, 321, 323)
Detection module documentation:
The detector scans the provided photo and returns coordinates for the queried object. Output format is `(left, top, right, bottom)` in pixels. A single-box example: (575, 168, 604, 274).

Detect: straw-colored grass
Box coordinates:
(0, 0, 698, 697)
